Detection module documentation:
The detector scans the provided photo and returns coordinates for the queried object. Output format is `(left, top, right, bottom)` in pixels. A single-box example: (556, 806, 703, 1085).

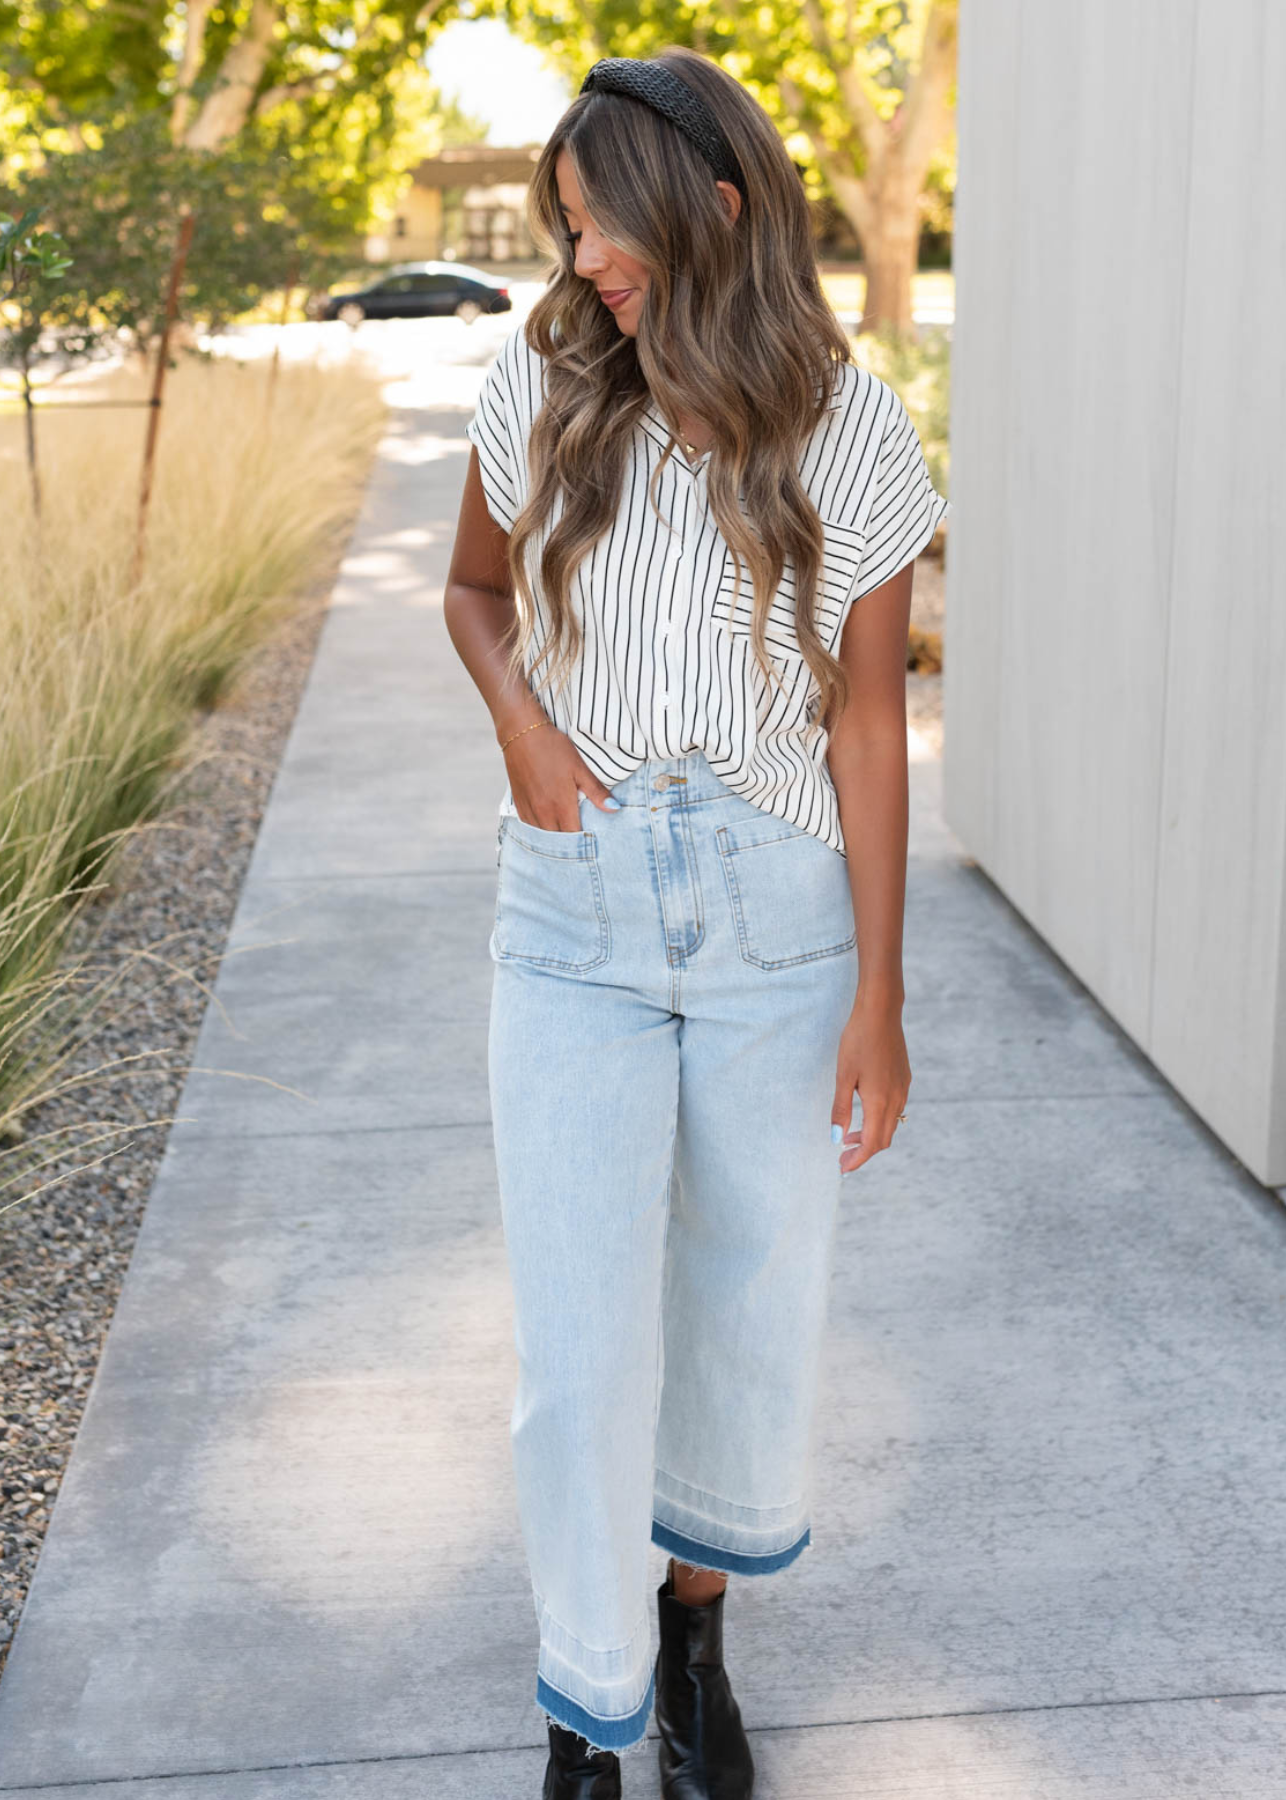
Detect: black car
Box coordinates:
(318, 262, 513, 326)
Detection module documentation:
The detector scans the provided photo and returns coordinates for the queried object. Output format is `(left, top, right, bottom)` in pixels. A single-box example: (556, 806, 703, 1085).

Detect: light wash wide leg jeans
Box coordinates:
(487, 750, 858, 1754)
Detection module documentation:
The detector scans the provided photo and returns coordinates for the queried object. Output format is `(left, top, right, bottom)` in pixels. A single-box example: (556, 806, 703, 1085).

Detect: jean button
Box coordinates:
(653, 774, 671, 790)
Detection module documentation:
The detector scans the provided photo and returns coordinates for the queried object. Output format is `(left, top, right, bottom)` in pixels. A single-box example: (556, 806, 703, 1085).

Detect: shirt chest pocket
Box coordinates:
(709, 516, 868, 666)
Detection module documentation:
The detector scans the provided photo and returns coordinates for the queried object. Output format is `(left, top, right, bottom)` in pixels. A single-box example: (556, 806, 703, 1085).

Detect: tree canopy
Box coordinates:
(0, 2, 488, 336)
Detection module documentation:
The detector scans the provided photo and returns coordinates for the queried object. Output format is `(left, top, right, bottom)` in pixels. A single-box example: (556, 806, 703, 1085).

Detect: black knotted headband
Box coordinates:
(578, 57, 748, 200)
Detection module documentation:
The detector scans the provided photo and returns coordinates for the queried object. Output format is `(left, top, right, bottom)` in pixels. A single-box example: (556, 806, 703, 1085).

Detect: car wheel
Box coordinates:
(455, 299, 483, 325)
(337, 302, 365, 328)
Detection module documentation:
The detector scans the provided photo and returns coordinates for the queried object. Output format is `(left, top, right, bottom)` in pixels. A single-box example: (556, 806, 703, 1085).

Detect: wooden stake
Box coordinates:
(266, 253, 300, 413)
(20, 351, 41, 521)
(133, 208, 195, 587)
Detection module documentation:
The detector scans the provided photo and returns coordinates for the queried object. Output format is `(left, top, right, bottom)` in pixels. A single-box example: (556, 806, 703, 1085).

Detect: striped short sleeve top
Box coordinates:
(465, 321, 951, 856)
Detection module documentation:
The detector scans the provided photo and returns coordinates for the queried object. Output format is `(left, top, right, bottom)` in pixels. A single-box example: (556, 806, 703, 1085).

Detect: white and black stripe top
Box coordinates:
(465, 321, 951, 856)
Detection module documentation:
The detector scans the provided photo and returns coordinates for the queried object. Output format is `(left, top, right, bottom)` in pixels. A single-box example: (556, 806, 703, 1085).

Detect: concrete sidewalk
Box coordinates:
(2, 356, 1283, 1797)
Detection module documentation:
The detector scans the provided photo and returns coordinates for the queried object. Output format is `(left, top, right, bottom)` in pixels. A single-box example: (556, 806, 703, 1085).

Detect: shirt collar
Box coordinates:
(637, 373, 846, 467)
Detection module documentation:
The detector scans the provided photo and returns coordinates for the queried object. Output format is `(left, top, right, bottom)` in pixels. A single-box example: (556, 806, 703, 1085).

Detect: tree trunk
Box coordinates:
(799, 141, 922, 338)
(859, 232, 920, 337)
(785, 0, 957, 337)
(853, 179, 925, 338)
(170, 0, 212, 142)
(134, 211, 196, 586)
(182, 0, 278, 151)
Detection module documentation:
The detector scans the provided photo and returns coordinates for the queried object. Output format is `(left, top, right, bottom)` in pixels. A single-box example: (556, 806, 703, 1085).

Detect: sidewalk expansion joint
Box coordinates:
(3, 1685, 1283, 1793)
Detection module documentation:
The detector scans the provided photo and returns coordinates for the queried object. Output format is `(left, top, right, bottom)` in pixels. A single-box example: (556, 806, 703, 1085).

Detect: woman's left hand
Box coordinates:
(831, 988, 911, 1175)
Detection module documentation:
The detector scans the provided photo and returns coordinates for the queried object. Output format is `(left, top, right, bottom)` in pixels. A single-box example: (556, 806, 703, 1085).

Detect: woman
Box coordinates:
(445, 47, 950, 1800)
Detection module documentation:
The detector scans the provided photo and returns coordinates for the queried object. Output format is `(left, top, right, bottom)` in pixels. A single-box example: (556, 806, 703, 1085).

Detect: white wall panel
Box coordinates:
(945, 0, 1285, 1182)
(1150, 0, 1286, 1176)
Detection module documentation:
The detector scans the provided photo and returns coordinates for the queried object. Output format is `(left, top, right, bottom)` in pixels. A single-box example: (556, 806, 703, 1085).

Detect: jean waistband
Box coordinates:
(608, 752, 734, 807)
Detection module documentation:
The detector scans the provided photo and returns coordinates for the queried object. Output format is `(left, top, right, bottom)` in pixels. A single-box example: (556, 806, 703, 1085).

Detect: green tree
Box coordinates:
(4, 115, 357, 350)
(0, 206, 73, 513)
(770, 0, 956, 331)
(0, 1, 170, 139)
(1, 2, 480, 264)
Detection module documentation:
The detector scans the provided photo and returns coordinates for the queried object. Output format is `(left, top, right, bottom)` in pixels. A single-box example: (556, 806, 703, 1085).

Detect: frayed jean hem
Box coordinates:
(536, 1669, 655, 1754)
(651, 1514, 812, 1576)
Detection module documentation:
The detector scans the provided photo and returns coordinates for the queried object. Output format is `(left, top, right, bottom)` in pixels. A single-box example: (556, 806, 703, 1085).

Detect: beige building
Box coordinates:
(366, 144, 543, 267)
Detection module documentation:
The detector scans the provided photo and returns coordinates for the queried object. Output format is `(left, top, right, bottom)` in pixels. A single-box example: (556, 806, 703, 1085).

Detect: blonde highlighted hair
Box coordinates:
(505, 46, 856, 731)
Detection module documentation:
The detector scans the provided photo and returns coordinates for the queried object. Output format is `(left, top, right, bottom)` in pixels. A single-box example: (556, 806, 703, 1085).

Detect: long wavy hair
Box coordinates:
(504, 46, 856, 731)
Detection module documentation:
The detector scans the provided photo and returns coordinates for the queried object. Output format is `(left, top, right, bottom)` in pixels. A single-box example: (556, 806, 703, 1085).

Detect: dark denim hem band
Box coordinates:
(536, 1669, 654, 1751)
(651, 1515, 811, 1575)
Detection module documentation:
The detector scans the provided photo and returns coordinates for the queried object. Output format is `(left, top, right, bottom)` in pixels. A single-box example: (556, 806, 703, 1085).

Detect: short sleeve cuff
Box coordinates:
(466, 409, 520, 533)
(850, 393, 951, 602)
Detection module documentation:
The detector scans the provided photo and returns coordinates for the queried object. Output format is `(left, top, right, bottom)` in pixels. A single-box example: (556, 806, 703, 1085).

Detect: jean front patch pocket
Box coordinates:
(716, 813, 855, 970)
(492, 817, 611, 972)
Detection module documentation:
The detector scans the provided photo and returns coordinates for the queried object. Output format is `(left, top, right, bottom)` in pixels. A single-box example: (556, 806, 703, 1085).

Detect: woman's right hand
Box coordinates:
(502, 719, 621, 831)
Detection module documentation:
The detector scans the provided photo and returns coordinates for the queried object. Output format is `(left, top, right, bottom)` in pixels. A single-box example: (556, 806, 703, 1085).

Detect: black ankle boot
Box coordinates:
(653, 1567, 755, 1798)
(542, 1719, 622, 1799)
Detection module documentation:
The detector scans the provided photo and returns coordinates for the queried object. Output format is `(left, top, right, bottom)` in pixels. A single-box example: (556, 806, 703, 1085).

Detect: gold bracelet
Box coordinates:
(498, 717, 551, 752)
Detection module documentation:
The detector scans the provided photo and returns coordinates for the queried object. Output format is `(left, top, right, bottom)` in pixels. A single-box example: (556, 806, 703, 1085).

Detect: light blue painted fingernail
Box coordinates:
(603, 796, 622, 810)
(831, 1123, 843, 1144)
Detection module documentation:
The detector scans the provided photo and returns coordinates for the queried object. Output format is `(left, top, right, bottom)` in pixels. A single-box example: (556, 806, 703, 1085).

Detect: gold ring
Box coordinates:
(897, 1112, 908, 1122)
